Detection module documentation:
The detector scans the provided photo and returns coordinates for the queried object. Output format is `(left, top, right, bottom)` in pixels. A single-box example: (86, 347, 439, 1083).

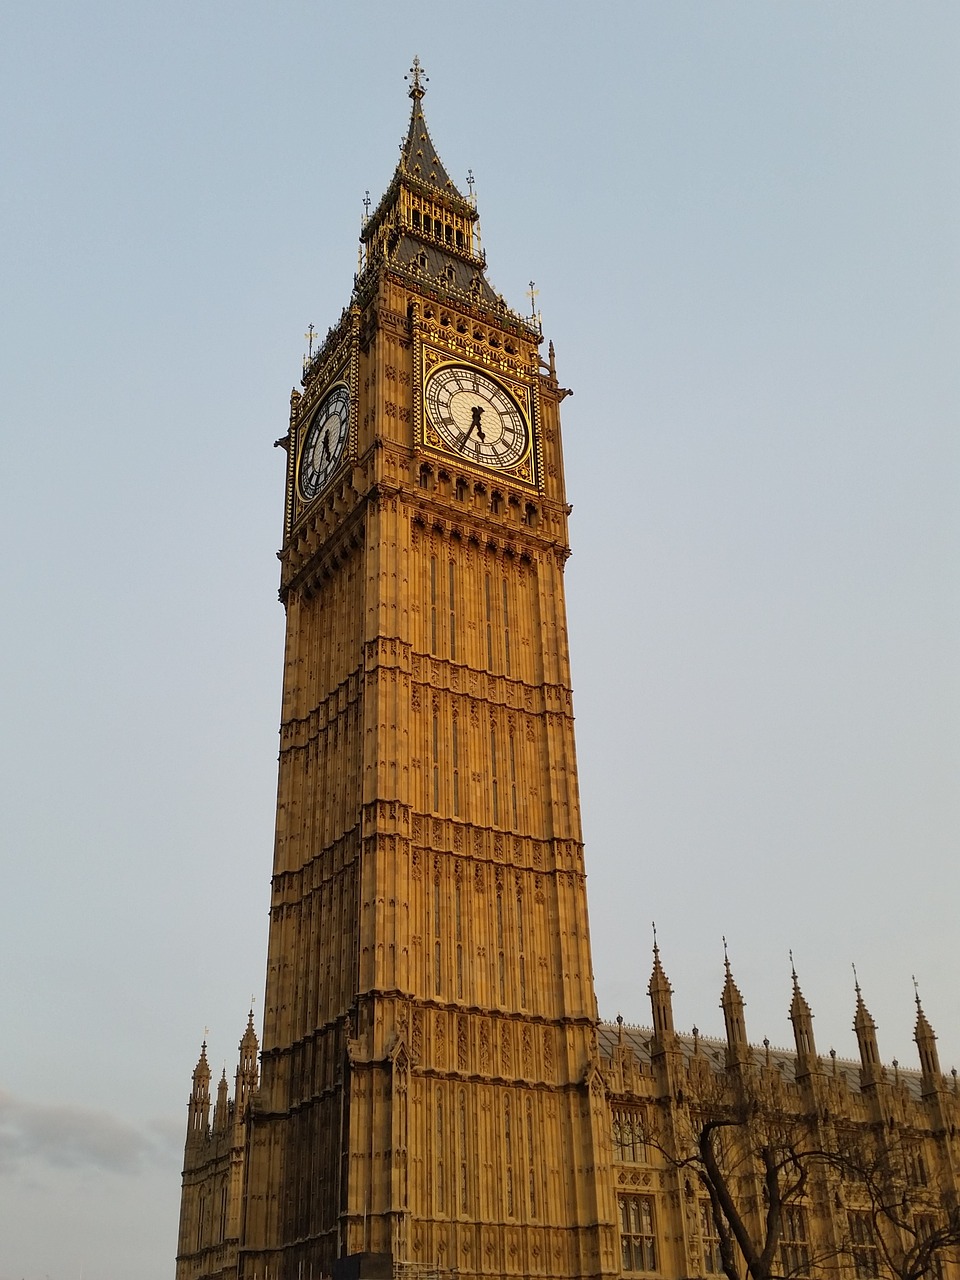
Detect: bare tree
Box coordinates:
(643, 1087, 827, 1280)
(825, 1126, 960, 1280)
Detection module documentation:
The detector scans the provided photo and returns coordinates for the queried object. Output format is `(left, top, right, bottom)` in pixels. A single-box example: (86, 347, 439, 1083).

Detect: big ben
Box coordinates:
(177, 61, 618, 1280)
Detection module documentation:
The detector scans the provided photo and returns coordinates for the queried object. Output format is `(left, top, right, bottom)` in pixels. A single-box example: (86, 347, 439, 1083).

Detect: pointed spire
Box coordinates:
(648, 923, 676, 1046)
(398, 56, 463, 199)
(852, 966, 884, 1088)
(214, 1067, 230, 1132)
(192, 1040, 211, 1095)
(720, 939, 749, 1069)
(913, 979, 942, 1091)
(789, 953, 817, 1074)
(235, 1009, 260, 1114)
(188, 1039, 212, 1139)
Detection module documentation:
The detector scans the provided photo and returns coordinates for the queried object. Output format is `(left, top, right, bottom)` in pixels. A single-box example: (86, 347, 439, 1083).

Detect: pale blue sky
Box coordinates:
(1, 4, 958, 1277)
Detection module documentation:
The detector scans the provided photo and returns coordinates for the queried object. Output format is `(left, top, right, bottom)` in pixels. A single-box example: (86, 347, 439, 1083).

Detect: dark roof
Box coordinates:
(399, 96, 464, 201)
(597, 1020, 927, 1101)
(393, 235, 500, 307)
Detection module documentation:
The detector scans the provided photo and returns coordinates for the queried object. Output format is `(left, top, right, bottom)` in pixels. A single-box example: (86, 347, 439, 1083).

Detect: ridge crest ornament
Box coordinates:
(424, 361, 530, 470)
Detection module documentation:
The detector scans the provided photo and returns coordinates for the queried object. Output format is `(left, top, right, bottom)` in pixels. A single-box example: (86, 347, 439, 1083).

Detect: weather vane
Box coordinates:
(305, 323, 316, 359)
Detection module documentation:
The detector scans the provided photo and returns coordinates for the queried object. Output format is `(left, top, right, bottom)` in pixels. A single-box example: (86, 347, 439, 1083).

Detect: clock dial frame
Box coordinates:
(298, 383, 350, 500)
(424, 364, 530, 471)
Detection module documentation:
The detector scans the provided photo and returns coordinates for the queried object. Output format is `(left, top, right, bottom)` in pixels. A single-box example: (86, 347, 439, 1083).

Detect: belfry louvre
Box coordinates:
(177, 64, 960, 1280)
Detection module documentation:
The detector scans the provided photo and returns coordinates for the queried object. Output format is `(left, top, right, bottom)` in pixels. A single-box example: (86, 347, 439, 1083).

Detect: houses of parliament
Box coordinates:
(176, 63, 960, 1280)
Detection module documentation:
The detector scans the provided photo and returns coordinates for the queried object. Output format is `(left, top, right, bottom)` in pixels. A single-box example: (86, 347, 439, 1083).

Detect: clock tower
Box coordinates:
(178, 60, 618, 1280)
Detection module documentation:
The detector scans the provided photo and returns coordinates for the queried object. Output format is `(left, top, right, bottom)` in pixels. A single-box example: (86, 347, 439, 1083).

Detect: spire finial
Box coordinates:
(913, 974, 922, 1009)
(652, 920, 659, 958)
(406, 56, 427, 101)
(616, 1012, 624, 1043)
(790, 949, 797, 980)
(722, 935, 731, 975)
(852, 962, 861, 995)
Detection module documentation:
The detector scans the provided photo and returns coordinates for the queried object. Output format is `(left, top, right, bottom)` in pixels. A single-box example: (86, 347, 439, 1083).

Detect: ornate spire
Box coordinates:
(236, 1009, 260, 1114)
(188, 1039, 212, 1139)
(648, 924, 675, 1044)
(913, 979, 942, 1090)
(192, 1039, 211, 1090)
(852, 966, 884, 1088)
(398, 56, 463, 200)
(788, 954, 817, 1074)
(720, 939, 748, 1068)
(355, 61, 510, 314)
(214, 1067, 230, 1132)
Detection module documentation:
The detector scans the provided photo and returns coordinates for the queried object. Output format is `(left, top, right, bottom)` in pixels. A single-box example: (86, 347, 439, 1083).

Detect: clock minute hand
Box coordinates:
(469, 404, 486, 443)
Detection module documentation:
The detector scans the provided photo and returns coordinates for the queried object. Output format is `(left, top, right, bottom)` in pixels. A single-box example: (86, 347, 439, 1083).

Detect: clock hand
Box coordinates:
(470, 405, 485, 442)
(321, 433, 332, 462)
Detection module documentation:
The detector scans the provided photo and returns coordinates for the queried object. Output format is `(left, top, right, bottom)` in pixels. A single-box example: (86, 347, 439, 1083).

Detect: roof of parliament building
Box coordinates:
(597, 1022, 931, 1101)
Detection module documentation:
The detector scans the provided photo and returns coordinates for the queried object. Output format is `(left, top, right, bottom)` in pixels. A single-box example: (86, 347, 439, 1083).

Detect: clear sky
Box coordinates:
(1, 4, 957, 1277)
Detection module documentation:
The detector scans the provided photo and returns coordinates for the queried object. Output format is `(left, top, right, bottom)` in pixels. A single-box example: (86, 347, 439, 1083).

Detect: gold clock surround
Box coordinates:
(420, 344, 539, 486)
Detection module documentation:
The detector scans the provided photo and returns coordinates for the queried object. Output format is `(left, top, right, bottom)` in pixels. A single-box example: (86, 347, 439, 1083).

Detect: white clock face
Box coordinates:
(424, 365, 529, 470)
(298, 384, 350, 500)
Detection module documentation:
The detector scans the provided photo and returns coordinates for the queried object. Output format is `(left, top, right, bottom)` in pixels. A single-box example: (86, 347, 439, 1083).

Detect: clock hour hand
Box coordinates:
(320, 432, 332, 462)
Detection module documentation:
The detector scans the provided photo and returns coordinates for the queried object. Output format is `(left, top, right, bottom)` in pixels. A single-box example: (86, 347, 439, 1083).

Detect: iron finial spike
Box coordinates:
(406, 55, 428, 100)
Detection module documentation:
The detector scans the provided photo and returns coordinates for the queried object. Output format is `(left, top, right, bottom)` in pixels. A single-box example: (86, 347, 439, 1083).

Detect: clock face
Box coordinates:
(424, 365, 530, 470)
(298, 384, 350, 500)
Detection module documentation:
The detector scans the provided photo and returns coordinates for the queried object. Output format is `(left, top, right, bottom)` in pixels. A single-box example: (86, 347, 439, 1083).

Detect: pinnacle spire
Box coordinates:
(193, 1039, 211, 1082)
(852, 965, 883, 1087)
(356, 62, 507, 312)
(398, 56, 463, 200)
(789, 953, 812, 1021)
(720, 940, 748, 1068)
(236, 1009, 260, 1113)
(648, 924, 675, 1044)
(214, 1067, 230, 1132)
(788, 954, 817, 1071)
(913, 978, 941, 1088)
(188, 1038, 212, 1140)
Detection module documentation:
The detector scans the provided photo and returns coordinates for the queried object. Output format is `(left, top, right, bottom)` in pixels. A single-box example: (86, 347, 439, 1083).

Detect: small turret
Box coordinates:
(789, 955, 818, 1077)
(235, 1010, 260, 1115)
(214, 1068, 230, 1132)
(720, 941, 749, 1070)
(648, 926, 676, 1052)
(913, 981, 942, 1094)
(853, 969, 884, 1089)
(188, 1040, 211, 1140)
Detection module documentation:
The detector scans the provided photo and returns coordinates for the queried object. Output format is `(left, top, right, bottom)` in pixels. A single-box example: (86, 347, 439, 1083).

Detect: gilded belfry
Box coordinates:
(177, 62, 960, 1280)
